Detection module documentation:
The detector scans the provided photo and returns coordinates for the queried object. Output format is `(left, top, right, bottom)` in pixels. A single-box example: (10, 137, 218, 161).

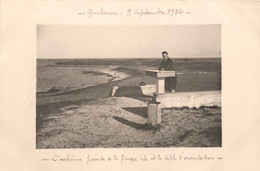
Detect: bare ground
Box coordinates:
(36, 97, 221, 148)
(36, 58, 221, 148)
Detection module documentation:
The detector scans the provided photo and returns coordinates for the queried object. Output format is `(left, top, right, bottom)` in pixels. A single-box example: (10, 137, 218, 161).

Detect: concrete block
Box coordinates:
(140, 84, 156, 96)
(156, 78, 165, 94)
(156, 90, 221, 108)
(146, 70, 176, 95)
(146, 70, 175, 78)
(148, 102, 161, 125)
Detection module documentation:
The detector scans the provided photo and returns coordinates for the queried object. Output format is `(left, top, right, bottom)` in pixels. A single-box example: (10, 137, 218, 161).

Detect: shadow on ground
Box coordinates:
(112, 116, 161, 130)
(200, 126, 222, 146)
(115, 86, 144, 97)
(122, 107, 148, 118)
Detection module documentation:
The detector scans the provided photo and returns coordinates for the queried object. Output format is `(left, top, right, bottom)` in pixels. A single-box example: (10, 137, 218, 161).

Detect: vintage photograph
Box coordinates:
(36, 25, 221, 148)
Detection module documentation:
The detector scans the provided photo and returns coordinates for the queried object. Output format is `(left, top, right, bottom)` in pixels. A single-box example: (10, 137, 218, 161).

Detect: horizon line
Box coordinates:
(37, 56, 221, 59)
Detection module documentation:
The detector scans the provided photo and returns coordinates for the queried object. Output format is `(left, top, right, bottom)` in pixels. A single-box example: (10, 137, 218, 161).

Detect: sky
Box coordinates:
(37, 25, 221, 58)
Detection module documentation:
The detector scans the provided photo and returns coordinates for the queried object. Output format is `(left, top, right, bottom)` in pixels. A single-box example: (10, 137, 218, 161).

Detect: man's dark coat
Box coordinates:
(158, 57, 177, 92)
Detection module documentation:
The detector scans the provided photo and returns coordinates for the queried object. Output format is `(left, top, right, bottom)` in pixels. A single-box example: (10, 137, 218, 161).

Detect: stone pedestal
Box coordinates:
(145, 70, 175, 125)
(156, 78, 165, 94)
(147, 102, 161, 125)
(145, 70, 175, 94)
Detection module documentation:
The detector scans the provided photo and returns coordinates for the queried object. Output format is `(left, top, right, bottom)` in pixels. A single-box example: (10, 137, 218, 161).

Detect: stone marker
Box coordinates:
(145, 70, 175, 125)
(110, 86, 119, 97)
(147, 101, 161, 125)
(145, 70, 175, 94)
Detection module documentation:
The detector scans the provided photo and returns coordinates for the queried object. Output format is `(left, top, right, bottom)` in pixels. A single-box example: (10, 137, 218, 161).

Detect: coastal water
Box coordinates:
(37, 58, 221, 93)
(37, 59, 129, 93)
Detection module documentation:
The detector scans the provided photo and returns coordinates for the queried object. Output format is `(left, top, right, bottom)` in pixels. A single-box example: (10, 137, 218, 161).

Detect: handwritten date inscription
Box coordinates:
(79, 8, 190, 18)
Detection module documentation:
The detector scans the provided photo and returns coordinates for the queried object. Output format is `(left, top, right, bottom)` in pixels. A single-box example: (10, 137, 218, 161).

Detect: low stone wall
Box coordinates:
(156, 90, 221, 108)
(111, 85, 221, 108)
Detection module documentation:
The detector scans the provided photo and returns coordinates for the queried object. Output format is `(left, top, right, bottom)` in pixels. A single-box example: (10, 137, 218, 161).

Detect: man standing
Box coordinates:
(158, 51, 177, 93)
